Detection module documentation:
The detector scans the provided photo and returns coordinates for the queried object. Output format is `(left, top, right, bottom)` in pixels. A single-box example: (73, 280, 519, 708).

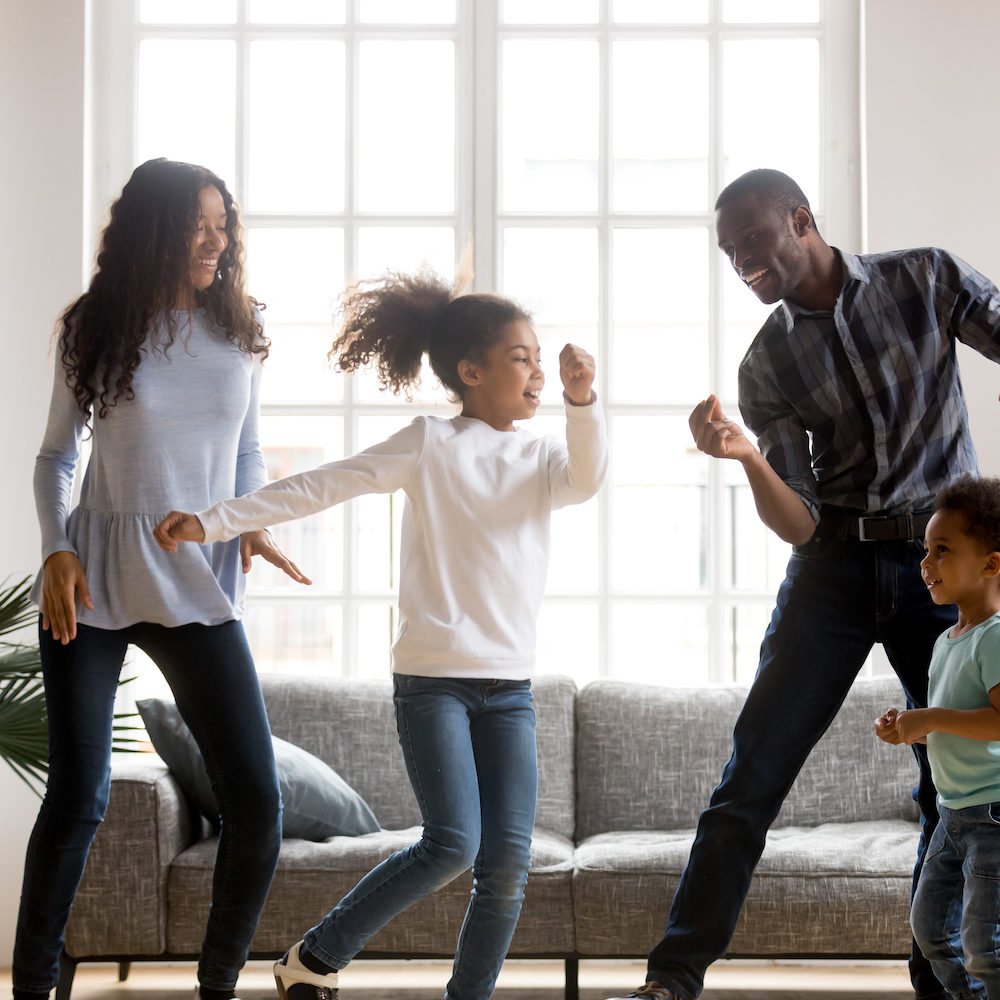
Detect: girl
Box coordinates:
(14, 159, 303, 1000)
(154, 270, 609, 1000)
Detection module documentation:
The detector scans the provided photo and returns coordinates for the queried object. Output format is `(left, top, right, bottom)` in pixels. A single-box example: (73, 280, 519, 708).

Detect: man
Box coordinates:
(607, 168, 1000, 1000)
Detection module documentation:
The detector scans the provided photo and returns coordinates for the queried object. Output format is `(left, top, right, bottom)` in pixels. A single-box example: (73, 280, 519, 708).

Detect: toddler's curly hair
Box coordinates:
(934, 474, 1000, 553)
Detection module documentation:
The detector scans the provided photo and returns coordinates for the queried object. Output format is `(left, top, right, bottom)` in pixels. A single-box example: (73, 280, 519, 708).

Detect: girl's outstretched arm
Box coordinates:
(155, 513, 313, 584)
(156, 418, 424, 546)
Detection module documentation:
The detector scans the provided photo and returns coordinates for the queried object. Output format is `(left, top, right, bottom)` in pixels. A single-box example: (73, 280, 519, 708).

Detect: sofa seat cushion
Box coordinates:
(573, 820, 919, 957)
(166, 826, 575, 956)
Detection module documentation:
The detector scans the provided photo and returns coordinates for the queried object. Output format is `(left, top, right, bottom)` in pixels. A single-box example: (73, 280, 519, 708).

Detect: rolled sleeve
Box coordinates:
(739, 364, 821, 523)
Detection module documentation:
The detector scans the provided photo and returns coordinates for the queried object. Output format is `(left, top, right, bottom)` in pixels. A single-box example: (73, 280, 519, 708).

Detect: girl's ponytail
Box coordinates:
(331, 269, 453, 396)
(331, 268, 528, 400)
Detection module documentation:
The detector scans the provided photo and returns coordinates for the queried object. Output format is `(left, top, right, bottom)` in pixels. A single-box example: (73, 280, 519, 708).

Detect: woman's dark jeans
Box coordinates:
(12, 618, 282, 996)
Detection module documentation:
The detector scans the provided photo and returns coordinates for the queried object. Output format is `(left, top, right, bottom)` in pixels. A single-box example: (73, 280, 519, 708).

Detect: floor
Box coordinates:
(0, 957, 915, 999)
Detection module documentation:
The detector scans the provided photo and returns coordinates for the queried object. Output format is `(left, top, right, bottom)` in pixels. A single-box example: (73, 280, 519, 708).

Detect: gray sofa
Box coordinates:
(60, 673, 922, 1000)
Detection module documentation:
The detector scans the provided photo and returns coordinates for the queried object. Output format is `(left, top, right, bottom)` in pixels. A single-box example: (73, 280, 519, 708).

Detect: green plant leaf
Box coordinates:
(0, 574, 147, 797)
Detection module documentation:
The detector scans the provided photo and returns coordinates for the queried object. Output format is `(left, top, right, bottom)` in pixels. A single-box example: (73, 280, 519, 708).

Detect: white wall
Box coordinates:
(0, 0, 88, 963)
(863, 0, 1000, 474)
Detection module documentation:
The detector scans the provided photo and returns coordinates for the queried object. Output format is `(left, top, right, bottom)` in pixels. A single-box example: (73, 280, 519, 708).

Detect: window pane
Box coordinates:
(355, 416, 413, 591)
(502, 228, 599, 405)
(537, 603, 600, 684)
(140, 0, 235, 23)
(724, 0, 819, 22)
(250, 0, 346, 22)
(726, 603, 775, 685)
(611, 604, 709, 684)
(721, 269, 772, 403)
(614, 0, 707, 22)
(249, 41, 346, 213)
(243, 602, 343, 675)
(250, 415, 345, 591)
(611, 227, 709, 404)
(502, 40, 598, 212)
(247, 227, 345, 324)
(724, 474, 791, 592)
(502, 0, 598, 23)
(548, 495, 600, 593)
(611, 416, 706, 593)
(722, 39, 820, 209)
(360, 0, 456, 23)
(355, 492, 401, 592)
(356, 227, 456, 282)
(356, 604, 396, 677)
(613, 40, 708, 211)
(137, 41, 236, 184)
(260, 324, 344, 405)
(358, 41, 455, 212)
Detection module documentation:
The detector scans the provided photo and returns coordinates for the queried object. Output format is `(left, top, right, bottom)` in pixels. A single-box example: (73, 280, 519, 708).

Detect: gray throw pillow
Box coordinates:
(137, 697, 380, 840)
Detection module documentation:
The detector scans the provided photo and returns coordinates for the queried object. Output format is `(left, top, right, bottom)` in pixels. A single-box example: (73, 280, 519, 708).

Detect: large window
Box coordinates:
(91, 0, 861, 686)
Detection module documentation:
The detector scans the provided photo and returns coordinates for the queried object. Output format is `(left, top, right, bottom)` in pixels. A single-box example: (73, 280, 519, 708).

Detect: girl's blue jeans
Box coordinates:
(911, 801, 1000, 1000)
(13, 619, 282, 996)
(303, 673, 537, 1000)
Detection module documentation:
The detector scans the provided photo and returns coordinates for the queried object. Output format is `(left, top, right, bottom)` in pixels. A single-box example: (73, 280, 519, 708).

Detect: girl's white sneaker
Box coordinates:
(273, 941, 340, 1000)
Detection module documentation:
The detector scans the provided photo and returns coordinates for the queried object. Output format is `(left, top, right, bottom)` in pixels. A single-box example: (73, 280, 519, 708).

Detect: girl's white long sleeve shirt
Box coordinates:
(199, 400, 608, 679)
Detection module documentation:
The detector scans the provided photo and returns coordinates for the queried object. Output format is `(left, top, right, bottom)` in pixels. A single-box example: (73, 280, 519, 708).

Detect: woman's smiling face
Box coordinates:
(176, 184, 228, 308)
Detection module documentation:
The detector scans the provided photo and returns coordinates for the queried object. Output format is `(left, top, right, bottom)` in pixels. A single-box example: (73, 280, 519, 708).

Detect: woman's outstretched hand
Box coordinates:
(154, 511, 207, 549)
(240, 529, 312, 585)
(41, 550, 95, 644)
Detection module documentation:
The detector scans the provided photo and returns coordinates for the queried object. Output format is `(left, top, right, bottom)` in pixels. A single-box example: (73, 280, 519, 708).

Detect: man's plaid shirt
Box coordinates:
(738, 247, 1000, 523)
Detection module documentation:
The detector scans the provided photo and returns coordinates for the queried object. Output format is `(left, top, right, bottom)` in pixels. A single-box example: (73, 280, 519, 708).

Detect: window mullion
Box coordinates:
(472, 0, 499, 289)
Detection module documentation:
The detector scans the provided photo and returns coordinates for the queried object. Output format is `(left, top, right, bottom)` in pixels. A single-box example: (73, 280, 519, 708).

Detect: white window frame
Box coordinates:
(87, 0, 862, 684)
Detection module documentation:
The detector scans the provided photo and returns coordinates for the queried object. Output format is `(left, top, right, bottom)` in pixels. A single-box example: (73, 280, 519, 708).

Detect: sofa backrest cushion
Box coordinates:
(575, 675, 919, 840)
(259, 672, 578, 839)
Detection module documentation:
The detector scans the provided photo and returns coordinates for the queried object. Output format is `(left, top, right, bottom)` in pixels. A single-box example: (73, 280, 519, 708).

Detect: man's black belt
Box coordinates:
(821, 507, 934, 542)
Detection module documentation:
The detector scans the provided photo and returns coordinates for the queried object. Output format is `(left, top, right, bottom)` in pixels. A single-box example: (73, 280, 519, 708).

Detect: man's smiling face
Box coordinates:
(715, 192, 810, 306)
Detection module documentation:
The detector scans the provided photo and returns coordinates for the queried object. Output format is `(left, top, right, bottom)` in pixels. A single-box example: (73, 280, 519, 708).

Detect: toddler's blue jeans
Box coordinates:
(911, 801, 1000, 1000)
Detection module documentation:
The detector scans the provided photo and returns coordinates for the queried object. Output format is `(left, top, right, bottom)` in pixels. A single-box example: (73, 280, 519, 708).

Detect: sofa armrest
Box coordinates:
(65, 754, 196, 957)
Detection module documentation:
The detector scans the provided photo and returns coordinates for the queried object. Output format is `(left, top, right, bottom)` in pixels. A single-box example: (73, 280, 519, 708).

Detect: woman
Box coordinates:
(12, 158, 303, 1000)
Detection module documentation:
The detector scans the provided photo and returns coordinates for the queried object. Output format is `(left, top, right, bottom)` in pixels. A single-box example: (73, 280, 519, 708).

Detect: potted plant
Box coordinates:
(0, 575, 142, 796)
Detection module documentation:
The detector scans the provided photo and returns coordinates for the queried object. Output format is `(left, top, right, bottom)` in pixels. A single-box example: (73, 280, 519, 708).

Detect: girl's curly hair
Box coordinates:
(934, 474, 1000, 553)
(59, 158, 268, 419)
(331, 268, 529, 400)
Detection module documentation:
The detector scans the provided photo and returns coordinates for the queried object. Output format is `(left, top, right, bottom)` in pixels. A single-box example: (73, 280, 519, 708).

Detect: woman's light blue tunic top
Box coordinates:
(31, 309, 266, 629)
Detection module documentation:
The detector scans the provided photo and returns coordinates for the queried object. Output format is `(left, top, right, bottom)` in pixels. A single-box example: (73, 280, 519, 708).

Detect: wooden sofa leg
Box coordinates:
(565, 957, 580, 1000)
(118, 961, 131, 982)
(55, 953, 77, 1000)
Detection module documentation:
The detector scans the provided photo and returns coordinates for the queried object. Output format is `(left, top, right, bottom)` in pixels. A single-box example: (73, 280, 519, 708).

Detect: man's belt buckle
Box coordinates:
(857, 512, 915, 542)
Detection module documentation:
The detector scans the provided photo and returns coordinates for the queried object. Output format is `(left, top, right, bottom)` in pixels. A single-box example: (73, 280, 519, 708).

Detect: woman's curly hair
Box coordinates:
(59, 158, 268, 419)
(331, 268, 529, 400)
(934, 474, 1000, 553)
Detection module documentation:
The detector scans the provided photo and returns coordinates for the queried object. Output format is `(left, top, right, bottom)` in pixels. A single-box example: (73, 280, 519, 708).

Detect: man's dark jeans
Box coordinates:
(13, 619, 282, 996)
(647, 530, 955, 1000)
